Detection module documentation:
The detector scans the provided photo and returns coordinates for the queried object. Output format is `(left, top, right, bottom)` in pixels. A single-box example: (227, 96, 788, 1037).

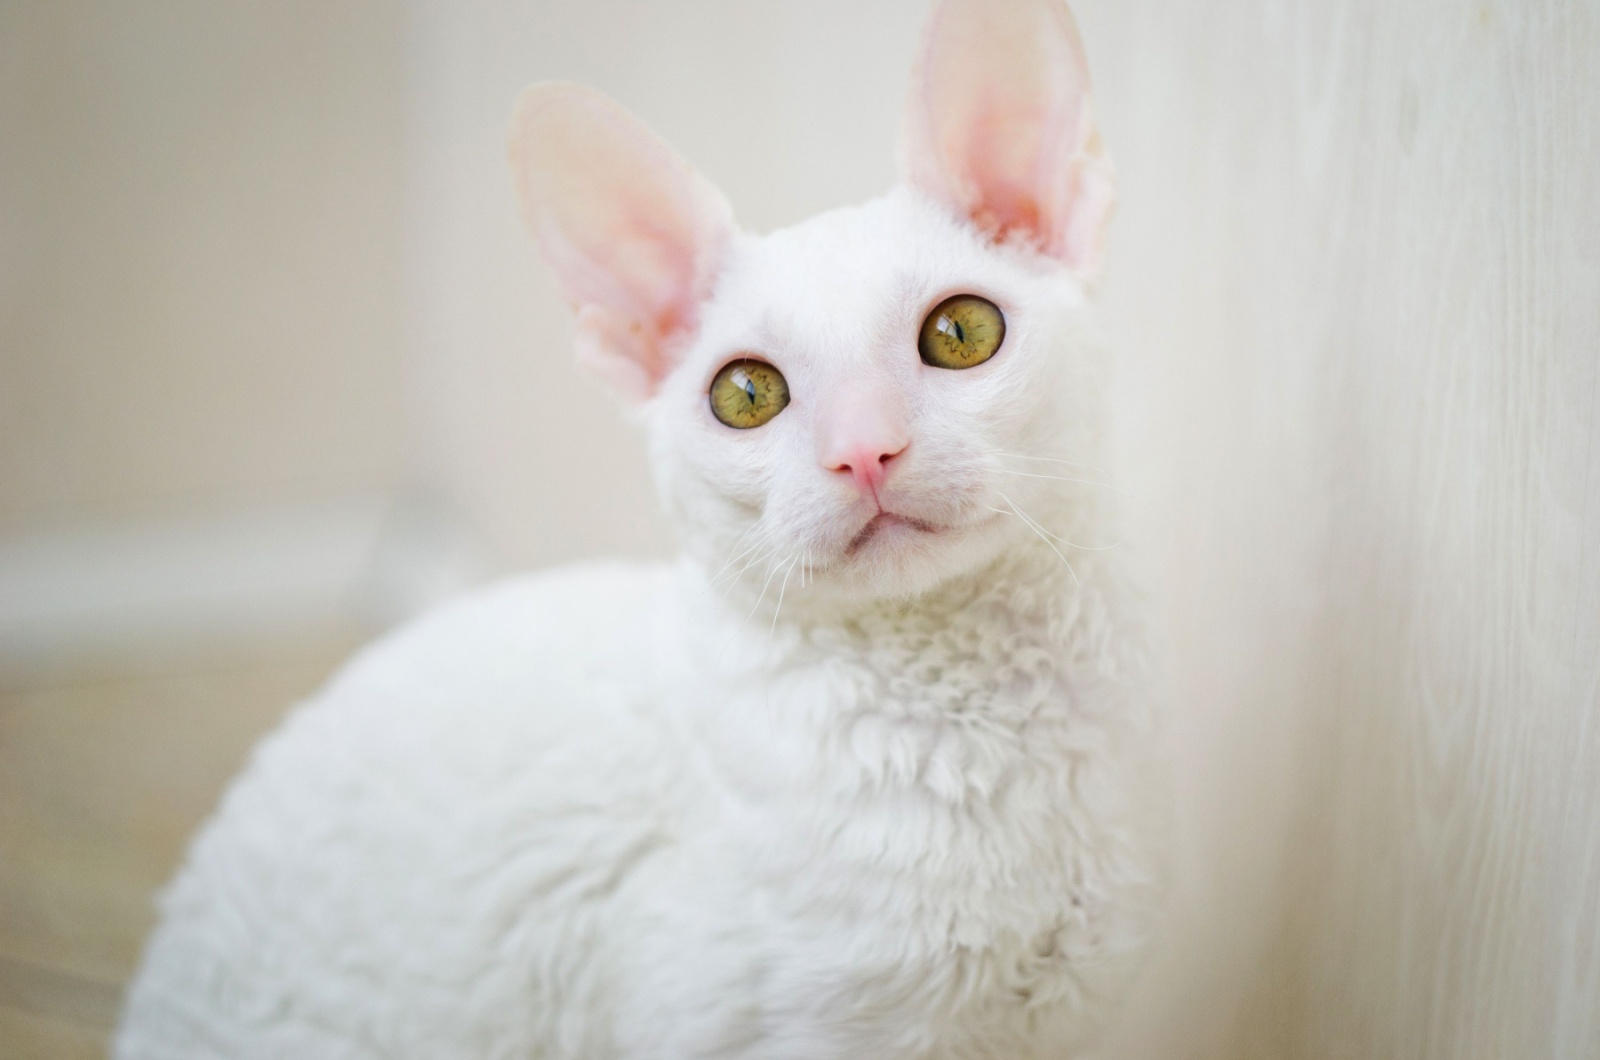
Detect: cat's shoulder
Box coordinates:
(384, 556, 675, 649)
(239, 559, 687, 791)
(333, 558, 680, 700)
(189, 559, 685, 861)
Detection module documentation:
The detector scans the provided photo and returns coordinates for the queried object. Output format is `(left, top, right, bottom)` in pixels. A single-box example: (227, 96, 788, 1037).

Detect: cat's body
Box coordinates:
(117, 2, 1167, 1056)
(119, 544, 1158, 1060)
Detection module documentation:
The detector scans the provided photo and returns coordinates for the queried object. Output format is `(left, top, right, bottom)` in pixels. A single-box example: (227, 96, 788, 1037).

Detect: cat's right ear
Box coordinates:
(509, 83, 734, 400)
(901, 0, 1113, 279)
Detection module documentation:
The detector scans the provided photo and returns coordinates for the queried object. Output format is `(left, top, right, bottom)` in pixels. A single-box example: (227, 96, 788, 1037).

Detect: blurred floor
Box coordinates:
(0, 639, 358, 1058)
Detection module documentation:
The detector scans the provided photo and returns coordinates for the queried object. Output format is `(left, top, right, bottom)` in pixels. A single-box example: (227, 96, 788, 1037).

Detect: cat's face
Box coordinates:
(510, 0, 1113, 606)
(649, 190, 1097, 604)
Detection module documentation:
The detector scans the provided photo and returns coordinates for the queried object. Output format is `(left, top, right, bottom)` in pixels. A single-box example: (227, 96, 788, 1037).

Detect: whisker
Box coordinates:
(988, 468, 1128, 493)
(769, 555, 799, 635)
(718, 536, 786, 588)
(745, 552, 792, 623)
(983, 506, 1126, 552)
(711, 523, 777, 583)
(984, 449, 1112, 475)
(996, 492, 1080, 587)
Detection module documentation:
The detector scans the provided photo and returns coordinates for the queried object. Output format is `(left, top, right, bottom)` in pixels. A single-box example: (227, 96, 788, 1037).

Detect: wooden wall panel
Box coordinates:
(1079, 1, 1600, 1056)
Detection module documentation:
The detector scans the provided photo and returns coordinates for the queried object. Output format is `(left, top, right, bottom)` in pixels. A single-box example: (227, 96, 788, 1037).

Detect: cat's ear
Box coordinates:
(509, 83, 734, 400)
(901, 0, 1113, 277)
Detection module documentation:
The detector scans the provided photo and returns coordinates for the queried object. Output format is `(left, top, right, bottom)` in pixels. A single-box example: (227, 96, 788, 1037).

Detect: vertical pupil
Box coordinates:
(938, 315, 965, 344)
(732, 369, 756, 405)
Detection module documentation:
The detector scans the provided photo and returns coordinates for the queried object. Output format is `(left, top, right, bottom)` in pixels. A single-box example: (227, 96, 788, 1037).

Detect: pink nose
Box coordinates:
(826, 440, 908, 496)
(818, 390, 910, 498)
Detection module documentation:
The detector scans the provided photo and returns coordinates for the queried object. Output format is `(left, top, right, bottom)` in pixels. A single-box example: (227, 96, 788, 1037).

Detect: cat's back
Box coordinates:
(116, 560, 690, 1059)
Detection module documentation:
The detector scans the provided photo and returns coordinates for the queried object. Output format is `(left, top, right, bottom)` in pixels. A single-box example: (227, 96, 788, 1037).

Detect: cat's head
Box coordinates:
(509, 0, 1114, 608)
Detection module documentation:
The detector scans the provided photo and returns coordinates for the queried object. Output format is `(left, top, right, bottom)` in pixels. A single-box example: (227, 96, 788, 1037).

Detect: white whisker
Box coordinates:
(719, 537, 786, 588)
(995, 492, 1080, 587)
(988, 468, 1128, 493)
(983, 506, 1126, 552)
(769, 555, 799, 634)
(711, 523, 777, 584)
(984, 449, 1113, 475)
(745, 552, 792, 623)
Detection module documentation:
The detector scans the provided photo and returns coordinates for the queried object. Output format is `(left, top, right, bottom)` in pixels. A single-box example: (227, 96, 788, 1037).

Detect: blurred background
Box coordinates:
(2, 0, 1597, 1057)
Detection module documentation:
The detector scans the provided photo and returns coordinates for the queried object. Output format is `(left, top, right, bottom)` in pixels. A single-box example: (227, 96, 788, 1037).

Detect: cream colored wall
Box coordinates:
(0, 0, 408, 533)
(1079, 0, 1600, 1057)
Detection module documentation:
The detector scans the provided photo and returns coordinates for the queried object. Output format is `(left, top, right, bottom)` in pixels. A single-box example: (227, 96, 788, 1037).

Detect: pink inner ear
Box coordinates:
(903, 0, 1113, 276)
(509, 83, 732, 398)
(961, 91, 1057, 243)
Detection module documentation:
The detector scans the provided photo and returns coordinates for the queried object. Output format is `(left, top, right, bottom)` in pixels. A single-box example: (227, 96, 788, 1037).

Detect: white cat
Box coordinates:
(115, 0, 1166, 1056)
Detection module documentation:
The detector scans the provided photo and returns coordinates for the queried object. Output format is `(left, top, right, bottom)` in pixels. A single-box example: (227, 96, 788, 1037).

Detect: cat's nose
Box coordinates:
(826, 440, 908, 496)
(818, 390, 910, 498)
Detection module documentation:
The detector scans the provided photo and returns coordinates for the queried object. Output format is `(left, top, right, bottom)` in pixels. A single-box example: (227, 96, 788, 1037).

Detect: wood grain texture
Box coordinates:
(1076, 0, 1600, 1056)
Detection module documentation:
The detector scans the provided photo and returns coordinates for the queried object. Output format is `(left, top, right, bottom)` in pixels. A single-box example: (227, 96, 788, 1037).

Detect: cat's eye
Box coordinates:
(710, 358, 790, 429)
(918, 294, 1005, 370)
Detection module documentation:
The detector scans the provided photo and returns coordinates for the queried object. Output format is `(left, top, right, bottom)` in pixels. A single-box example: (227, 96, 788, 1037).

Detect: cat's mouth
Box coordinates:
(844, 512, 939, 555)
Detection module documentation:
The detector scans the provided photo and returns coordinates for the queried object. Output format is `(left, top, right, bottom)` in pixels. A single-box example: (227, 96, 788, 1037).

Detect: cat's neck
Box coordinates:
(674, 506, 1147, 806)
(685, 538, 1115, 669)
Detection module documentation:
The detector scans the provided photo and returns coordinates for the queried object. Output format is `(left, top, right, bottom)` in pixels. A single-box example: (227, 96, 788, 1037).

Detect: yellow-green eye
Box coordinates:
(710, 358, 790, 429)
(918, 294, 1005, 369)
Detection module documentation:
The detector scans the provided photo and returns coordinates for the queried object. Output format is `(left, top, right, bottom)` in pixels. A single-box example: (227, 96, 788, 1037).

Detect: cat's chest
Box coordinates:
(671, 644, 1101, 1045)
(697, 594, 1081, 791)
(638, 570, 1154, 1050)
(687, 609, 1100, 943)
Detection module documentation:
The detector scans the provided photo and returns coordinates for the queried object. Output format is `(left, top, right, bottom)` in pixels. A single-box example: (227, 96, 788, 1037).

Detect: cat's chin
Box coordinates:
(796, 509, 1015, 608)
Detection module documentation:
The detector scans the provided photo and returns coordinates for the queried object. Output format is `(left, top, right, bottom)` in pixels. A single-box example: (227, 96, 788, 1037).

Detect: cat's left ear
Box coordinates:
(509, 83, 734, 400)
(901, 0, 1114, 278)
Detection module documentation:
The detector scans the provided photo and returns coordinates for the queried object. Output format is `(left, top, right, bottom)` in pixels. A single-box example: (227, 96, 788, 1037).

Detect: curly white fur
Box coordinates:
(116, 1, 1167, 1055)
